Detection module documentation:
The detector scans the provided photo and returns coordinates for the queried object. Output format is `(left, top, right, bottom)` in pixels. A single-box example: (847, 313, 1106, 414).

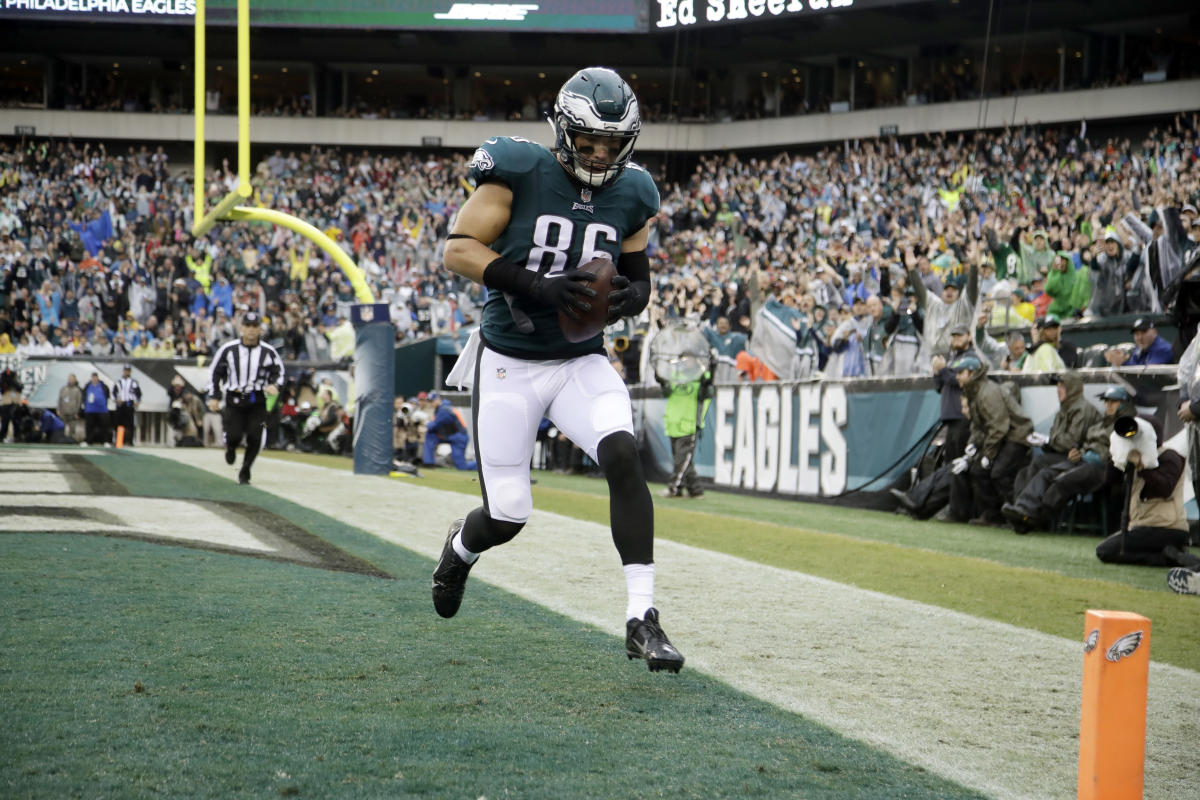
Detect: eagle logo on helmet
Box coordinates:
(550, 67, 641, 188)
(1105, 630, 1143, 662)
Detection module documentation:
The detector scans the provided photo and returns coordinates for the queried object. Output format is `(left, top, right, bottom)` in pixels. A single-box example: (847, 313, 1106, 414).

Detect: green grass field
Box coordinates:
(2, 446, 1197, 799)
(275, 451, 1200, 671)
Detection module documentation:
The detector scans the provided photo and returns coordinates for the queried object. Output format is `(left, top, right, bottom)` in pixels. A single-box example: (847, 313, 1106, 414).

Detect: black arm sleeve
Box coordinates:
(481, 257, 537, 297)
(616, 250, 652, 317)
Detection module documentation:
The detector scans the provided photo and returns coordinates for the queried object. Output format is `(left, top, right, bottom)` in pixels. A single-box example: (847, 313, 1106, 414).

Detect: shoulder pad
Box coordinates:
(621, 161, 661, 224)
(467, 137, 549, 188)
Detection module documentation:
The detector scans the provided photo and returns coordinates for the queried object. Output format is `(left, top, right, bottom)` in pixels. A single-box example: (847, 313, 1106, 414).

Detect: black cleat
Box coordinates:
(238, 467, 251, 485)
(626, 608, 685, 673)
(225, 448, 237, 466)
(432, 519, 473, 618)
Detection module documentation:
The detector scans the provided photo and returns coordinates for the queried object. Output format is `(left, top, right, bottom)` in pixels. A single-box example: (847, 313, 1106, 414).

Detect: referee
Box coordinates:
(113, 364, 142, 446)
(207, 312, 285, 485)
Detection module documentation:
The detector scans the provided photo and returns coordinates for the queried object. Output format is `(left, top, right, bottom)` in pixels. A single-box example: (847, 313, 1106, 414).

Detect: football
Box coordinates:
(558, 257, 619, 343)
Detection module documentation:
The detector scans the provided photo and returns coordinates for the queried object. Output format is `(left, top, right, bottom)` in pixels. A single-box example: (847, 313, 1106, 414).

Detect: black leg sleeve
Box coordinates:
(459, 506, 525, 554)
(598, 431, 654, 565)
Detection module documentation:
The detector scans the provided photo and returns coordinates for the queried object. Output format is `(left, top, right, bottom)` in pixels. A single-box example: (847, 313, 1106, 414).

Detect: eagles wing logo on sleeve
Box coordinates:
(1105, 631, 1144, 662)
(469, 147, 495, 172)
(1083, 629, 1099, 654)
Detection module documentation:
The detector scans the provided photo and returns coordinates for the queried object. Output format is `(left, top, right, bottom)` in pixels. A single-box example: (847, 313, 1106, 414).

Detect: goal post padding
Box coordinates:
(351, 304, 395, 475)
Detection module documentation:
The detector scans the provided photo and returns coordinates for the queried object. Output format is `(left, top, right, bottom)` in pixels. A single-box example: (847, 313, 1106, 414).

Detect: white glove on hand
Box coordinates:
(980, 456, 991, 469)
(1026, 432, 1049, 446)
(951, 456, 969, 475)
(963, 443, 977, 458)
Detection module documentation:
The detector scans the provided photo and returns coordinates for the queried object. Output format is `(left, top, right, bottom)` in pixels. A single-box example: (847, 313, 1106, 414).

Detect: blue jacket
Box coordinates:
(83, 381, 109, 414)
(189, 289, 209, 317)
(1128, 335, 1173, 366)
(208, 281, 234, 318)
(40, 409, 66, 435)
(429, 402, 466, 439)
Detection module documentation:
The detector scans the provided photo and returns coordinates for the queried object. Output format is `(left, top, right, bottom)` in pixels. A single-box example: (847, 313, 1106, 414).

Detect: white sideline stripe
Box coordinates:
(154, 449, 1199, 800)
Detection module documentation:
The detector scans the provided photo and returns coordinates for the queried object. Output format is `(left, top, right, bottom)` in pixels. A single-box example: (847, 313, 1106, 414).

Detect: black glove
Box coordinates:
(529, 269, 597, 321)
(604, 275, 643, 326)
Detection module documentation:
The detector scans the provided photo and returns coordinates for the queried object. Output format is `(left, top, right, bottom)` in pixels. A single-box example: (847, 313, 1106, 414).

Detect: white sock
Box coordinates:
(623, 563, 655, 621)
(452, 531, 479, 564)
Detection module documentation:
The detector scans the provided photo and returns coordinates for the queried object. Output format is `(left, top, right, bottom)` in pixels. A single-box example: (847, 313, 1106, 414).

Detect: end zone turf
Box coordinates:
(3, 446, 1197, 799)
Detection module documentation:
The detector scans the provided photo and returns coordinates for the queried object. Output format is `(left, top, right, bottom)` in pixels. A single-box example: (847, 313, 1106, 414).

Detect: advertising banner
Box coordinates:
(638, 368, 1183, 500)
(0, 0, 643, 31)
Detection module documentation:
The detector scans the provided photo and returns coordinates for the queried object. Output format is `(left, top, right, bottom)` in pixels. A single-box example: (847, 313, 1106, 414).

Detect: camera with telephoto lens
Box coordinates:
(1114, 416, 1139, 439)
(168, 400, 189, 431)
(396, 402, 415, 428)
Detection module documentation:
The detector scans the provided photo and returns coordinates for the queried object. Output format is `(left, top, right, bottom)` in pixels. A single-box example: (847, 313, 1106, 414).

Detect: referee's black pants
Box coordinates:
(223, 403, 267, 473)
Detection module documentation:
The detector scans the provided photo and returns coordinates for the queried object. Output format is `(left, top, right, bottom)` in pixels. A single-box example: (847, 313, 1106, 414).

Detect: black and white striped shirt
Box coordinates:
(114, 376, 141, 406)
(207, 339, 285, 404)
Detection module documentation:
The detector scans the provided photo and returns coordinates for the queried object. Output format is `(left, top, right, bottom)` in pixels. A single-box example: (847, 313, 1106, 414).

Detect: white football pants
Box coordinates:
(472, 346, 634, 523)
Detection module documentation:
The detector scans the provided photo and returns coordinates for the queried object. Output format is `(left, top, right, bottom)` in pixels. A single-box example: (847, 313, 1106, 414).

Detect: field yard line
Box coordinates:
(156, 449, 1199, 800)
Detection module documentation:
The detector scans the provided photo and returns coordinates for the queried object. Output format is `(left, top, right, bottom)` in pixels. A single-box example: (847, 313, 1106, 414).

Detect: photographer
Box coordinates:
(166, 375, 204, 447)
(394, 396, 425, 464)
(1096, 416, 1193, 567)
(300, 387, 344, 454)
(422, 393, 476, 471)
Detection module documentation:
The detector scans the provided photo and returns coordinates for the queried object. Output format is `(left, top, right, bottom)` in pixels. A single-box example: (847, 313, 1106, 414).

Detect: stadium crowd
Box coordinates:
(1, 105, 1199, 590)
(0, 111, 1197, 378)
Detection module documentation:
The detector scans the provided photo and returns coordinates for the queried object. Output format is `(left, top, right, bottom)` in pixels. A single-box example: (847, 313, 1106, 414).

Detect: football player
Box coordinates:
(432, 67, 684, 672)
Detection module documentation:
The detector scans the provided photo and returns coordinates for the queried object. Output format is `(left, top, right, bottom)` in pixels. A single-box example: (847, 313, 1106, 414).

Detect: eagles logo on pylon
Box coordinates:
(1105, 631, 1143, 662)
(1083, 629, 1099, 654)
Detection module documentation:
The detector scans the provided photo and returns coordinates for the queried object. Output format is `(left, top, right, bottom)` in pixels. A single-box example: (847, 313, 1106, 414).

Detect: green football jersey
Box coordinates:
(466, 136, 660, 359)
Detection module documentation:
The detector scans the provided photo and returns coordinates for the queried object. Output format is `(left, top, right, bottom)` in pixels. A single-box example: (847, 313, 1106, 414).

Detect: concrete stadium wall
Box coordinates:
(5, 79, 1198, 152)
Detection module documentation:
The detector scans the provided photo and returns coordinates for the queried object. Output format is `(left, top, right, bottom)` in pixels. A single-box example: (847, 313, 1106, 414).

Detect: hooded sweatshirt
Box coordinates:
(1046, 372, 1103, 455)
(962, 361, 1033, 459)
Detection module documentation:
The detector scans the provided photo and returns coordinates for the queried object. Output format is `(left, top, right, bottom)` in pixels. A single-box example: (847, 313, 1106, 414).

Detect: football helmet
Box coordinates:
(550, 67, 641, 188)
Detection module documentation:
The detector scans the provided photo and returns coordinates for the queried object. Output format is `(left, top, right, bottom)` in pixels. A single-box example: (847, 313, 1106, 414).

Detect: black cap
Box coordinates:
(1036, 314, 1062, 329)
(1130, 317, 1153, 332)
(242, 311, 262, 326)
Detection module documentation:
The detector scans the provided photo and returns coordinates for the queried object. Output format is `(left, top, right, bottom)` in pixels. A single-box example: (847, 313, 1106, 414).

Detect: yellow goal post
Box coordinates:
(190, 0, 374, 303)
